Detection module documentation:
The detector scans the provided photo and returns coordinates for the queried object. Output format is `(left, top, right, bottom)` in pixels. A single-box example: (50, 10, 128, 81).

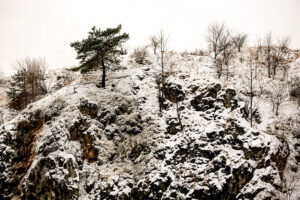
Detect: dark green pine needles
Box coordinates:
(70, 24, 129, 87)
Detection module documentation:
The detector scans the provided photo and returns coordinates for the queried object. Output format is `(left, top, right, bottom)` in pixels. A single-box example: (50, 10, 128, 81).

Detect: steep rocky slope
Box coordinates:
(0, 53, 299, 199)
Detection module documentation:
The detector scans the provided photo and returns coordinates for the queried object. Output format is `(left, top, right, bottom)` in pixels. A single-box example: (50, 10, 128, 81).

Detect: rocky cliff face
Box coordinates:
(0, 58, 297, 200)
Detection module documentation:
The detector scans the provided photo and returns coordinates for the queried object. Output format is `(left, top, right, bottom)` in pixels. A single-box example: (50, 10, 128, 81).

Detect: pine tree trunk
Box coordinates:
(101, 59, 106, 88)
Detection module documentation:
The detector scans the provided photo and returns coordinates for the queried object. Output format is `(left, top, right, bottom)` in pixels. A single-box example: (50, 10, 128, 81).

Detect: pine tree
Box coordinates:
(7, 68, 28, 110)
(7, 57, 47, 110)
(70, 25, 129, 88)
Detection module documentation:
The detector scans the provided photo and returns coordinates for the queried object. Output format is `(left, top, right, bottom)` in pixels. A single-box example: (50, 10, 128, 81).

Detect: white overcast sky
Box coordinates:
(0, 0, 299, 75)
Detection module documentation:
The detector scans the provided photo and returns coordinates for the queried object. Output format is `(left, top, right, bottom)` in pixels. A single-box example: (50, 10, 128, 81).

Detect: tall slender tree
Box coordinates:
(206, 22, 225, 59)
(264, 32, 273, 78)
(71, 25, 129, 87)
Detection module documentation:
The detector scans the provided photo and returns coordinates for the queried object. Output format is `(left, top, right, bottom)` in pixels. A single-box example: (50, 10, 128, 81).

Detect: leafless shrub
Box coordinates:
(266, 81, 287, 115)
(131, 46, 150, 65)
(149, 35, 159, 55)
(190, 49, 207, 56)
(0, 77, 7, 87)
(55, 70, 76, 90)
(279, 161, 300, 200)
(289, 76, 300, 106)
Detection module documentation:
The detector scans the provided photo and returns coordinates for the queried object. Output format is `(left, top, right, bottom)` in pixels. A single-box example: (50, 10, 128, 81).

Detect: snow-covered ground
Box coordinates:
(0, 49, 299, 199)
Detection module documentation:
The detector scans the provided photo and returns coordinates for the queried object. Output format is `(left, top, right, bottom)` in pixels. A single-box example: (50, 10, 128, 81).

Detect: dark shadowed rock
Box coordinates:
(162, 82, 185, 103)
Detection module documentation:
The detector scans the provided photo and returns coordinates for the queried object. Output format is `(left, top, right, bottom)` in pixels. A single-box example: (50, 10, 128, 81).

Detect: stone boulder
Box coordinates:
(162, 82, 185, 103)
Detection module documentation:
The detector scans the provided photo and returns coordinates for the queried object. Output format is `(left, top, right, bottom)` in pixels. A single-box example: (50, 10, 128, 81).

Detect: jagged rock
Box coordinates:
(162, 82, 185, 103)
(270, 139, 290, 179)
(45, 99, 67, 122)
(82, 133, 98, 162)
(224, 162, 254, 200)
(79, 99, 98, 118)
(166, 118, 181, 135)
(191, 83, 221, 111)
(191, 84, 240, 112)
(128, 143, 147, 161)
(21, 154, 79, 200)
(0, 62, 291, 200)
(222, 88, 237, 109)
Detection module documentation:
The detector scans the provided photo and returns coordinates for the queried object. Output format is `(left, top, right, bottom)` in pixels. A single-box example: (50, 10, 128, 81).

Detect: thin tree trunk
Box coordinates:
(275, 104, 279, 115)
(268, 63, 271, 78)
(250, 61, 253, 127)
(161, 48, 164, 81)
(176, 102, 183, 131)
(158, 84, 162, 113)
(273, 65, 277, 79)
(101, 58, 106, 88)
(226, 64, 229, 80)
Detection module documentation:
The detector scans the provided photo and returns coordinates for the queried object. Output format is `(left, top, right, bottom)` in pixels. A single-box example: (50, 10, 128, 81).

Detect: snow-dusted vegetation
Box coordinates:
(1, 41, 300, 199)
(0, 3, 300, 198)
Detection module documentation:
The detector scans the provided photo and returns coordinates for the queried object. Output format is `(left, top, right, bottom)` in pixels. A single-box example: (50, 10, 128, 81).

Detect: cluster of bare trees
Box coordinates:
(232, 33, 248, 52)
(206, 22, 290, 81)
(206, 22, 294, 118)
(7, 57, 47, 110)
(259, 32, 290, 78)
(206, 22, 247, 79)
(243, 51, 289, 119)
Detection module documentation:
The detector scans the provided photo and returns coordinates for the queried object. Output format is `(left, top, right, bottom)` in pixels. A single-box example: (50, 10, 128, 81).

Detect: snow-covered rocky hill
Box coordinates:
(0, 51, 300, 200)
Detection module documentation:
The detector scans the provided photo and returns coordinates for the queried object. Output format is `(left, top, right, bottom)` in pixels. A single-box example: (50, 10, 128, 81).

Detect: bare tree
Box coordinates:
(153, 30, 171, 113)
(24, 57, 47, 99)
(264, 32, 273, 78)
(156, 30, 169, 81)
(154, 74, 164, 113)
(246, 52, 255, 127)
(232, 33, 247, 52)
(271, 37, 290, 78)
(253, 36, 264, 78)
(132, 46, 150, 65)
(242, 51, 265, 127)
(206, 22, 225, 59)
(267, 81, 287, 115)
(219, 30, 234, 80)
(149, 35, 159, 55)
(255, 35, 263, 61)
